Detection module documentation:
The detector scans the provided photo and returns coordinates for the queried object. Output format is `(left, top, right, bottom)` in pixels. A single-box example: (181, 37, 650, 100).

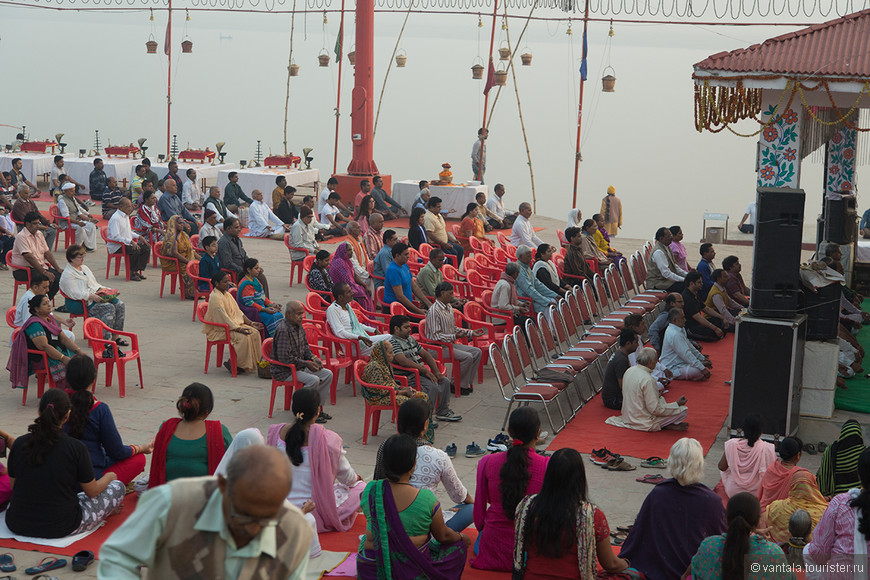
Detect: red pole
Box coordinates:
(333, 0, 345, 176)
(166, 0, 172, 157)
(481, 0, 499, 130)
(571, 0, 589, 208)
(346, 0, 378, 175)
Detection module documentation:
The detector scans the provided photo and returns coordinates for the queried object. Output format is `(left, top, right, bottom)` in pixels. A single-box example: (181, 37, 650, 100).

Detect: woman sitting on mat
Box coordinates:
(472, 407, 549, 572)
(817, 419, 866, 498)
(513, 448, 636, 579)
(372, 398, 474, 532)
(357, 433, 470, 579)
(715, 414, 776, 501)
(805, 448, 870, 578)
(5, 388, 125, 538)
(161, 215, 196, 300)
(688, 492, 792, 580)
(238, 258, 283, 337)
(267, 388, 365, 555)
(148, 383, 232, 488)
(619, 437, 727, 580)
(202, 271, 264, 375)
(63, 354, 152, 486)
(8, 294, 82, 391)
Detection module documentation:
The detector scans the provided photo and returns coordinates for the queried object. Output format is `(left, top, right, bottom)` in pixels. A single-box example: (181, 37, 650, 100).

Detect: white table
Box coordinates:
(391, 180, 488, 216)
(61, 156, 141, 194)
(0, 152, 73, 185)
(216, 167, 321, 208)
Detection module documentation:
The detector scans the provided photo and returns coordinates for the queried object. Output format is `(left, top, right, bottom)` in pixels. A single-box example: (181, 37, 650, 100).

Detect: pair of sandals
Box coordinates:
(17, 551, 93, 576)
(610, 526, 633, 545)
(130, 272, 147, 282)
(802, 442, 827, 455)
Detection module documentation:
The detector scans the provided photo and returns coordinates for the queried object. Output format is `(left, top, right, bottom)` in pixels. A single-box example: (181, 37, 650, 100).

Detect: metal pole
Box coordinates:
(481, 0, 499, 130)
(333, 0, 345, 176)
(571, 0, 589, 209)
(166, 0, 172, 157)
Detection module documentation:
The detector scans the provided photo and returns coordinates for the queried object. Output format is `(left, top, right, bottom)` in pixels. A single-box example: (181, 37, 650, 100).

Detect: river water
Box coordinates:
(1, 5, 863, 239)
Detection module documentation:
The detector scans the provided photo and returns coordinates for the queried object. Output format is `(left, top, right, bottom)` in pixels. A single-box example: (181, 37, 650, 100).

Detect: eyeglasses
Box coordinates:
(74, 254, 86, 259)
(227, 498, 279, 529)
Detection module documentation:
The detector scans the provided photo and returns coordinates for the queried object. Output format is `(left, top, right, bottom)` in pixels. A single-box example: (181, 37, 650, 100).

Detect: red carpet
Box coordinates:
(547, 335, 734, 459)
(0, 494, 138, 558)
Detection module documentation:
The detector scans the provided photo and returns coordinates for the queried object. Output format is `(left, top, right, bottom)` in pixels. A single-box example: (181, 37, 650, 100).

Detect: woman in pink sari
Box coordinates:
(715, 414, 776, 502)
(267, 387, 364, 539)
(329, 242, 374, 310)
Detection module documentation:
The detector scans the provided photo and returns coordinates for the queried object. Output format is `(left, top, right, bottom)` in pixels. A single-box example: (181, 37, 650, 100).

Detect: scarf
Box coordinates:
(347, 235, 368, 269)
(362, 341, 398, 388)
(818, 419, 865, 496)
(7, 315, 65, 389)
(765, 469, 829, 543)
(565, 209, 582, 230)
(307, 423, 356, 532)
(149, 417, 226, 488)
(720, 438, 776, 498)
(532, 259, 559, 285)
(499, 272, 519, 306)
(759, 462, 803, 511)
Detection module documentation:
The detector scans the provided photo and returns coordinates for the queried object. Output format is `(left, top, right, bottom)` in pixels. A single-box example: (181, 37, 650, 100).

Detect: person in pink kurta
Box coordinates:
(472, 408, 549, 571)
(715, 414, 776, 502)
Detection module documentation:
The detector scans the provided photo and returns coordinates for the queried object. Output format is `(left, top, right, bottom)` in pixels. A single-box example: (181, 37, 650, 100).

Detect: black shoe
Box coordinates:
(315, 415, 328, 424)
(55, 305, 68, 313)
(460, 386, 473, 396)
(320, 412, 333, 421)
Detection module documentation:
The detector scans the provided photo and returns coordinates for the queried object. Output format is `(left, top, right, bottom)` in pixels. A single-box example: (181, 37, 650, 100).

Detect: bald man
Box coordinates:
(270, 301, 334, 413)
(99, 445, 313, 579)
(107, 197, 151, 280)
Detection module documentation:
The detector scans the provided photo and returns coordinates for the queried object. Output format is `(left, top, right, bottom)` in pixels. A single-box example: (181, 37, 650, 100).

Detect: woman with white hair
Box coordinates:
(619, 438, 726, 580)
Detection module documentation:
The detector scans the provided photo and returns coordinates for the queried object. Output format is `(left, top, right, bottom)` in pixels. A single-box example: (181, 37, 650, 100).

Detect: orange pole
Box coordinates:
(166, 0, 172, 157)
(481, 0, 499, 130)
(571, 0, 589, 208)
(333, 0, 345, 176)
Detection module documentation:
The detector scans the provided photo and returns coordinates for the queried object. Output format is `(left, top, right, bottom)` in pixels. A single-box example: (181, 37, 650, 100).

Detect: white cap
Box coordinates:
(61, 182, 75, 191)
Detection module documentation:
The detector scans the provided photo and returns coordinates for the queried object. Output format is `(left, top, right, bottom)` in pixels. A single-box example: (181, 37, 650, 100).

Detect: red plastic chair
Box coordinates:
(59, 289, 89, 322)
(48, 203, 73, 250)
(497, 232, 511, 249)
(417, 318, 470, 398)
(464, 301, 513, 344)
(354, 359, 399, 445)
(83, 317, 144, 398)
(465, 269, 493, 301)
(197, 301, 237, 377)
(261, 338, 303, 418)
(187, 260, 213, 322)
(303, 322, 348, 404)
(556, 229, 569, 248)
(100, 226, 130, 281)
(153, 241, 183, 300)
(7, 253, 30, 305)
(5, 307, 17, 329)
(304, 291, 331, 323)
(284, 233, 309, 287)
(303, 255, 316, 273)
(10, 328, 53, 406)
(190, 234, 203, 254)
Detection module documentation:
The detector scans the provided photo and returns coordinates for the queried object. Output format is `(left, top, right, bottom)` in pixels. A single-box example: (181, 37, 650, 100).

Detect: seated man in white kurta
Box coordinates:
(660, 308, 711, 381)
(246, 189, 291, 240)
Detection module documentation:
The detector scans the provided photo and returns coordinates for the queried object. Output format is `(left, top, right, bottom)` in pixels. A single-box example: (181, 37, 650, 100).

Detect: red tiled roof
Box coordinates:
(694, 8, 870, 78)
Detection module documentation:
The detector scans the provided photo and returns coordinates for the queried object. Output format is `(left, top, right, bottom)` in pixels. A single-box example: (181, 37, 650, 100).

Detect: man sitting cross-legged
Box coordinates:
(660, 308, 712, 381)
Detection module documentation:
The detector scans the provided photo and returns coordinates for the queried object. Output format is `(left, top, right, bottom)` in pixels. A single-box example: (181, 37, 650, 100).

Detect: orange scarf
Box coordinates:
(348, 236, 368, 269)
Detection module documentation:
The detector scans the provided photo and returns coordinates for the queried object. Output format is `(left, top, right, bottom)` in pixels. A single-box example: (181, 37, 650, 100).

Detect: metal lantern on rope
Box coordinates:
(520, 47, 532, 66)
(318, 49, 331, 67)
(471, 57, 485, 80)
(146, 35, 158, 54)
(289, 61, 300, 76)
(395, 49, 407, 67)
(498, 44, 511, 61)
(348, 50, 356, 65)
(602, 66, 616, 92)
(181, 37, 193, 53)
(494, 63, 508, 86)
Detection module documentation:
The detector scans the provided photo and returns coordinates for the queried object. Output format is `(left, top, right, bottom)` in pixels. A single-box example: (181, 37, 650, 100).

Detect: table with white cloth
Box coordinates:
(61, 156, 141, 194)
(857, 241, 870, 262)
(216, 167, 321, 209)
(0, 152, 73, 185)
(131, 162, 237, 194)
(391, 180, 487, 216)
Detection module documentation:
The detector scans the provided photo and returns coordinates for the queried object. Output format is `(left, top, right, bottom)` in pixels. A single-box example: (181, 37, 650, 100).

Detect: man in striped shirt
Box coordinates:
(424, 282, 483, 396)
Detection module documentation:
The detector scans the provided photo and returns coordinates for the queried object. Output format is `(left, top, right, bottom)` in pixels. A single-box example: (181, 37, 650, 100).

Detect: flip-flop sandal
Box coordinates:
(25, 557, 66, 575)
(640, 456, 667, 469)
(636, 474, 665, 484)
(803, 443, 818, 455)
(0, 553, 13, 572)
(616, 525, 633, 533)
(32, 576, 61, 580)
(610, 531, 629, 545)
(818, 442, 828, 453)
(607, 459, 636, 471)
(72, 550, 95, 572)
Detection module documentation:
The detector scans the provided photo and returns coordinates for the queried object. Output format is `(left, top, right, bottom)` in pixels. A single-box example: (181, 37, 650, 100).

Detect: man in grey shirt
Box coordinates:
(370, 175, 405, 221)
(602, 329, 638, 410)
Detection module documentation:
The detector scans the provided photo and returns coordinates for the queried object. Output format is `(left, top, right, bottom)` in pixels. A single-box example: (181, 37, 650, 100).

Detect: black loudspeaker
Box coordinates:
(750, 187, 805, 318)
(802, 282, 840, 341)
(730, 314, 806, 437)
(824, 196, 858, 244)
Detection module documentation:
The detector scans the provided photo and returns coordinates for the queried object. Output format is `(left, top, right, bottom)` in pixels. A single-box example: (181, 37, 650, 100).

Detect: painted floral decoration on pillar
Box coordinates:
(826, 127, 856, 195)
(757, 105, 800, 188)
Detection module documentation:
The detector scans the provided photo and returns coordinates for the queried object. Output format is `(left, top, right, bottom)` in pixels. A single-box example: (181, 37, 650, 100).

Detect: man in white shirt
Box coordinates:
(50, 155, 90, 205)
(182, 168, 203, 212)
(318, 177, 351, 217)
(246, 190, 291, 240)
(325, 282, 391, 356)
(288, 206, 328, 261)
(510, 202, 544, 248)
(320, 192, 349, 237)
(485, 183, 516, 228)
(659, 308, 711, 381)
(737, 200, 756, 234)
(646, 227, 687, 292)
(199, 209, 223, 241)
(57, 182, 98, 251)
(107, 198, 151, 281)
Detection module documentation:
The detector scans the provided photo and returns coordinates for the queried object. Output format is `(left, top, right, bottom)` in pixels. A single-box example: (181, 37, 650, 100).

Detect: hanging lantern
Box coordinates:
(348, 50, 356, 65)
(289, 62, 300, 76)
(493, 63, 508, 86)
(498, 43, 511, 61)
(181, 37, 193, 53)
(471, 57, 484, 79)
(318, 49, 330, 67)
(602, 66, 616, 92)
(146, 34, 158, 54)
(520, 47, 532, 66)
(395, 49, 407, 68)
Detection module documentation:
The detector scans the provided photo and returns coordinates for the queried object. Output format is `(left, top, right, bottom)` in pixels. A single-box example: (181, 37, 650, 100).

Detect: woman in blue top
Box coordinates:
(238, 258, 284, 337)
(407, 207, 428, 250)
(197, 235, 221, 293)
(64, 354, 152, 485)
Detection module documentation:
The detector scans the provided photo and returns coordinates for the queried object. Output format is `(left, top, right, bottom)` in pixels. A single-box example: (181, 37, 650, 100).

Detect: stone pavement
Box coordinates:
(0, 205, 821, 578)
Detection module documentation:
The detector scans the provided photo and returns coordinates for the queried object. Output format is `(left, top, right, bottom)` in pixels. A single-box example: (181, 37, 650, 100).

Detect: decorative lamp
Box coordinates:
(55, 133, 67, 154)
(137, 138, 148, 159)
(303, 147, 314, 170)
(79, 149, 87, 158)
